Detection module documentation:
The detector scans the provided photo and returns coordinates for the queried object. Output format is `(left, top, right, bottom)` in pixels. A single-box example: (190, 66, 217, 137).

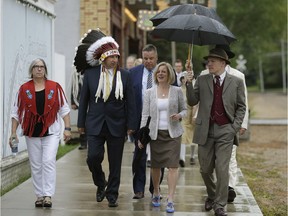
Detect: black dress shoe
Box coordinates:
(133, 192, 144, 199)
(78, 145, 87, 150)
(204, 198, 214, 211)
(146, 160, 151, 168)
(179, 160, 185, 167)
(214, 208, 227, 216)
(227, 187, 236, 203)
(96, 186, 105, 202)
(108, 199, 118, 207)
(96, 181, 107, 202)
(190, 157, 196, 165)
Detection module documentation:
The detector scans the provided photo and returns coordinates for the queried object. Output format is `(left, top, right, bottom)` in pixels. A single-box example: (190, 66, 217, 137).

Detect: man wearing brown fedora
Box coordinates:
(186, 48, 246, 216)
(200, 45, 249, 204)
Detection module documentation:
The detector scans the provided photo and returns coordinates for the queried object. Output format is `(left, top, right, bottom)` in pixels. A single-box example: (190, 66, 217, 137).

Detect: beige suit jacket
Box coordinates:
(201, 65, 249, 129)
(186, 73, 246, 145)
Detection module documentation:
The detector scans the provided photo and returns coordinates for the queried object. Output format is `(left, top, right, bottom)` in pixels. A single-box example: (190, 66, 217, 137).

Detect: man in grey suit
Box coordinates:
(186, 48, 246, 216)
(200, 45, 249, 203)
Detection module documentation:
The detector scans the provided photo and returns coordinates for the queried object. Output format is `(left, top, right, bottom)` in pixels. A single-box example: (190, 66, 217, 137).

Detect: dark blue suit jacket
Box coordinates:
(77, 65, 137, 137)
(129, 64, 145, 132)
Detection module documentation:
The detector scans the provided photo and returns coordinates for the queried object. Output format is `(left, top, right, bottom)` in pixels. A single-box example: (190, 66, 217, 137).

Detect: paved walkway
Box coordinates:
(248, 92, 287, 121)
(1, 143, 263, 216)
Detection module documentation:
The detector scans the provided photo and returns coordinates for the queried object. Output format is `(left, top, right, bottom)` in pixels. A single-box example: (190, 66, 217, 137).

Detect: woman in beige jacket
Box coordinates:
(138, 62, 186, 213)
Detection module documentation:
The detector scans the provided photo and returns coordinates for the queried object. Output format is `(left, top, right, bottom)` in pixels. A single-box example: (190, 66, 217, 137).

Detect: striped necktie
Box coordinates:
(215, 75, 221, 87)
(147, 70, 153, 89)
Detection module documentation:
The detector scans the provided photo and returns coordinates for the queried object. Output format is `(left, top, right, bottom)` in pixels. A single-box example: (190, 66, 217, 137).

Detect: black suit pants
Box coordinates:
(86, 122, 125, 201)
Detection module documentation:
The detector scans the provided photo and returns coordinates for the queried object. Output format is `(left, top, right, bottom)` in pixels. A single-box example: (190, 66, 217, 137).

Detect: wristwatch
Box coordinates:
(64, 127, 71, 131)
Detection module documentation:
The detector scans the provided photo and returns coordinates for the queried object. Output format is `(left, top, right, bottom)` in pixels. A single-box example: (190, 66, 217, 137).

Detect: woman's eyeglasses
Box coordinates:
(33, 65, 45, 69)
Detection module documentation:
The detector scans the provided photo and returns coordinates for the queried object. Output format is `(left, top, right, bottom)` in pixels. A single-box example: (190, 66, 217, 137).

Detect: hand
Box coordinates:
(78, 128, 85, 134)
(64, 130, 71, 142)
(239, 128, 246, 135)
(71, 104, 78, 110)
(9, 134, 18, 148)
(127, 129, 134, 135)
(186, 71, 194, 83)
(137, 140, 144, 149)
(170, 113, 181, 121)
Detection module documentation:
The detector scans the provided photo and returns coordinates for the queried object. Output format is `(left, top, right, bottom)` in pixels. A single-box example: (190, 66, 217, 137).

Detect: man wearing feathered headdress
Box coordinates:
(77, 35, 137, 207)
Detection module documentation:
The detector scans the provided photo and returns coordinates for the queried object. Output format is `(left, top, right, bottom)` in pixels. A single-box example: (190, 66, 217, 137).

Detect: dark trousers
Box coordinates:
(132, 143, 164, 195)
(86, 122, 125, 201)
(80, 133, 87, 147)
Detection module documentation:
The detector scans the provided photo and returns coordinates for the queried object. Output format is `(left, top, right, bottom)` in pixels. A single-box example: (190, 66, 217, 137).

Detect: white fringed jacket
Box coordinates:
(140, 85, 187, 140)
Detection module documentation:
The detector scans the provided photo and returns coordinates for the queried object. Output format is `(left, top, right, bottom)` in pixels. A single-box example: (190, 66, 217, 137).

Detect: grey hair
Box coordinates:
(142, 44, 158, 55)
(28, 58, 48, 79)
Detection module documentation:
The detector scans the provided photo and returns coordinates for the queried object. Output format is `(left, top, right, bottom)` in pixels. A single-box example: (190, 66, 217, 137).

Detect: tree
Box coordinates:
(217, 0, 287, 88)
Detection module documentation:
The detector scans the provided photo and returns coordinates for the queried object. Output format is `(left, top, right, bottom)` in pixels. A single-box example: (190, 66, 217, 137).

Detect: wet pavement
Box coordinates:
(1, 143, 263, 216)
(2, 92, 286, 216)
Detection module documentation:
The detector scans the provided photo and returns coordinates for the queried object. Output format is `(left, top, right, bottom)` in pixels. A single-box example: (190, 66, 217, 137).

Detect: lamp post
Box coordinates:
(258, 55, 265, 93)
(281, 39, 287, 93)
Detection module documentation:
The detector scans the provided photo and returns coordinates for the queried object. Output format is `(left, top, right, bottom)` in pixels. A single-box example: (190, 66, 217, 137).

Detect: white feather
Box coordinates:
(86, 36, 119, 66)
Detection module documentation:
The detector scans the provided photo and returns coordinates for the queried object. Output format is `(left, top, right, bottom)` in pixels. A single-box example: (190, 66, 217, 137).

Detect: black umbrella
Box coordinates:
(150, 4, 230, 66)
(132, 116, 151, 173)
(138, 116, 151, 146)
(73, 29, 106, 73)
(150, 3, 223, 26)
(151, 14, 236, 45)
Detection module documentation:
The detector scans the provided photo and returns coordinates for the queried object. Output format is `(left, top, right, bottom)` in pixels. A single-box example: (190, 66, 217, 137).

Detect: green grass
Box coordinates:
(238, 154, 288, 216)
(247, 86, 260, 92)
(0, 175, 31, 196)
(1, 143, 78, 196)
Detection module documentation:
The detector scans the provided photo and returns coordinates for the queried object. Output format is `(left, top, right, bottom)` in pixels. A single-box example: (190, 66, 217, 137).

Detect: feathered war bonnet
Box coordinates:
(86, 36, 120, 66)
(86, 36, 123, 103)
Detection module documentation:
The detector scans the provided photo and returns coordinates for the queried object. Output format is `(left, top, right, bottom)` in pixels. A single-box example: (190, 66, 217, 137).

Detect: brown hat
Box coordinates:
(215, 44, 235, 59)
(86, 36, 120, 66)
(203, 48, 230, 64)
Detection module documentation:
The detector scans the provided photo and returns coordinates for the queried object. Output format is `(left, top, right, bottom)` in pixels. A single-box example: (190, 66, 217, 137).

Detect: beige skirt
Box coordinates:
(150, 130, 181, 168)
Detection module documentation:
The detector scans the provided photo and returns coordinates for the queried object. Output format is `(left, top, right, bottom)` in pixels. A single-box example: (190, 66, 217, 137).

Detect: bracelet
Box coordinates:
(64, 127, 71, 131)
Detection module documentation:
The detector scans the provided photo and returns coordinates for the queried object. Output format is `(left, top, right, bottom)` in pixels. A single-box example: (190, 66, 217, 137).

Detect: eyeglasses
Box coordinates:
(33, 65, 45, 69)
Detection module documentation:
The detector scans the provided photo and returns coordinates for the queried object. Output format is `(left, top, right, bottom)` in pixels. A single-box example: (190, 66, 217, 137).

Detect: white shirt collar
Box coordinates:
(213, 71, 227, 81)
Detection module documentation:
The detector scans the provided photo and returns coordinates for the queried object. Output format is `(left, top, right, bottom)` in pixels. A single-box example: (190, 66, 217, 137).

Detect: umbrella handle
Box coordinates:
(188, 44, 191, 60)
(187, 44, 193, 70)
(145, 116, 151, 127)
(190, 44, 193, 63)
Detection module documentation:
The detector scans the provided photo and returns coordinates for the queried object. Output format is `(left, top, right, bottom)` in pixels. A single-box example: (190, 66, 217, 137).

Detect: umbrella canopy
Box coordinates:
(150, 3, 223, 26)
(73, 29, 106, 73)
(150, 14, 236, 45)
